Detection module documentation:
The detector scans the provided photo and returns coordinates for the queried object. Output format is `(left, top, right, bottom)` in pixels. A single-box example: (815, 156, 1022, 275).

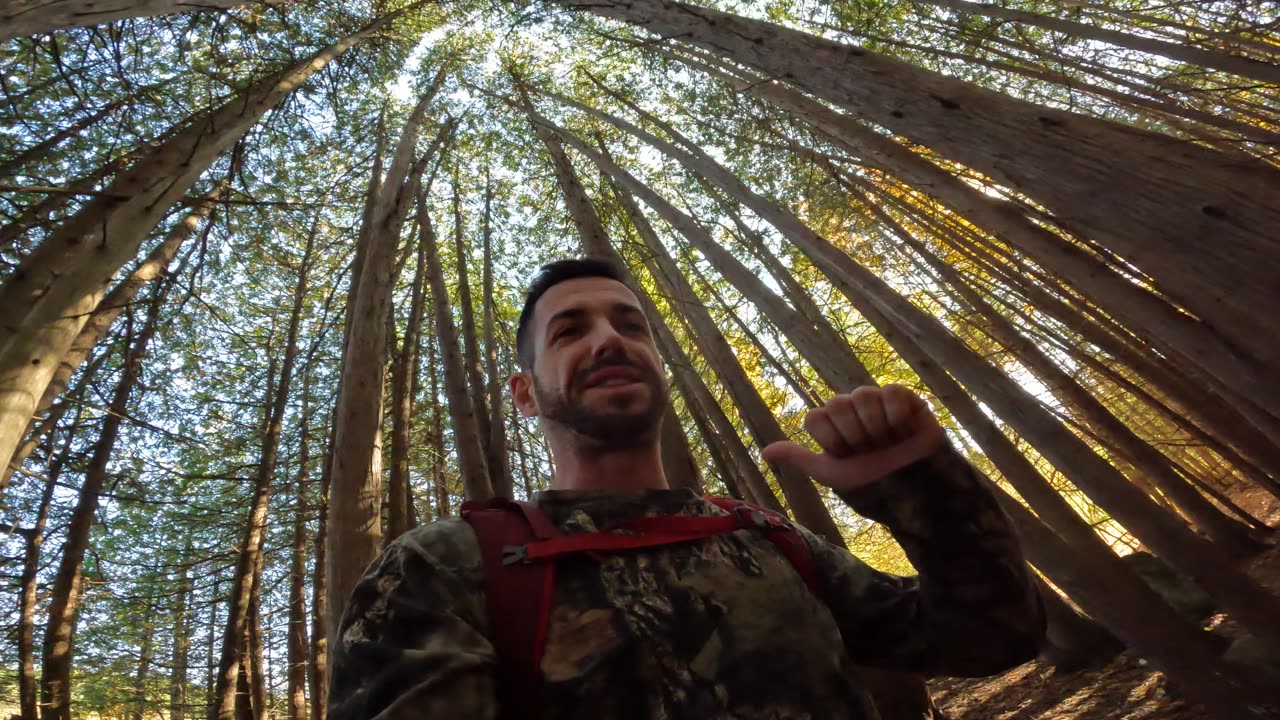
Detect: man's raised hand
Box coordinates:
(761, 385, 946, 493)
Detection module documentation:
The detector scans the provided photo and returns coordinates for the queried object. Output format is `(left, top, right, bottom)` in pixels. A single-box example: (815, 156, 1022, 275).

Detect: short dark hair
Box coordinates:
(516, 257, 633, 369)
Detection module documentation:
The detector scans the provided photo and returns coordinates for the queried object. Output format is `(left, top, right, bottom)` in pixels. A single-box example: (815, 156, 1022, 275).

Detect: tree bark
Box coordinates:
(0, 4, 429, 477)
(481, 170, 514, 500)
(521, 99, 703, 493)
(18, 423, 76, 720)
(650, 26, 1280, 414)
(572, 136, 843, 543)
(170, 554, 192, 720)
(247, 570, 268, 720)
(870, 191, 1264, 553)
(214, 219, 314, 720)
(388, 173, 437, 539)
(326, 87, 449, 640)
(130, 617, 156, 720)
(452, 165, 494, 467)
(40, 283, 166, 720)
(419, 176, 493, 503)
(288, 391, 312, 720)
(913, 0, 1280, 86)
(0, 101, 122, 179)
(0, 0, 254, 40)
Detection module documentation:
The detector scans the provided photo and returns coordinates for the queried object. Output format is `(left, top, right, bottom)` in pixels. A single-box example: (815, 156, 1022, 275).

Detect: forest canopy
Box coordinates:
(1, 1, 1279, 719)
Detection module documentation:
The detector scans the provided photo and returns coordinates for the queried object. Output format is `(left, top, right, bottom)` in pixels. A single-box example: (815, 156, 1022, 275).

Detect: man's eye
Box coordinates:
(553, 326, 581, 341)
(622, 321, 648, 335)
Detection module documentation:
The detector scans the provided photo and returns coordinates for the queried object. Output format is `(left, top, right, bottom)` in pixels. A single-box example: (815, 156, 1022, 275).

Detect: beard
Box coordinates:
(534, 355, 669, 451)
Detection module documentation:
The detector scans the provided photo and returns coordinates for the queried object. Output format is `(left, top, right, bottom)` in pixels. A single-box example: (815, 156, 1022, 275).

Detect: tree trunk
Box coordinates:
(247, 571, 268, 720)
(35, 177, 230, 419)
(214, 220, 314, 720)
(170, 555, 192, 720)
(547, 76, 1280, 667)
(893, 318, 1279, 713)
(0, 4, 429, 477)
(914, 0, 1280, 86)
(481, 170, 514, 500)
(452, 167, 494, 471)
(18, 423, 76, 720)
(326, 88, 449, 640)
(0, 154, 132, 253)
(288, 391, 311, 720)
(0, 101, 122, 179)
(658, 34, 1280, 415)
(308, 468, 328, 720)
(131, 617, 156, 720)
(0, 0, 250, 40)
(579, 139, 843, 543)
(419, 180, 492, 503)
(40, 281, 167, 720)
(549, 86, 875, 395)
(522, 99, 703, 493)
(872, 192, 1264, 553)
(388, 203, 434, 539)
(423, 323, 451, 516)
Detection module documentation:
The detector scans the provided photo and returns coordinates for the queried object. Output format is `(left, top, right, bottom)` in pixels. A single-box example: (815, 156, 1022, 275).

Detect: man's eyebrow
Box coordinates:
(614, 302, 645, 317)
(544, 307, 586, 331)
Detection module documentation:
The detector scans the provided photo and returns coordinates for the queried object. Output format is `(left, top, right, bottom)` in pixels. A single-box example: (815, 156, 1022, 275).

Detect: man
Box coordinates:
(328, 258, 1044, 718)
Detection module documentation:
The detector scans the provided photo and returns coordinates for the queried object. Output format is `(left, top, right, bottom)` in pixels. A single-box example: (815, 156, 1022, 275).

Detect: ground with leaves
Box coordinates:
(932, 486, 1280, 720)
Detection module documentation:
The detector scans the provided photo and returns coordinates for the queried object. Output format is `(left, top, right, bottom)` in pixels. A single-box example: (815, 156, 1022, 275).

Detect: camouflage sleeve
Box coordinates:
(800, 443, 1045, 678)
(327, 519, 497, 720)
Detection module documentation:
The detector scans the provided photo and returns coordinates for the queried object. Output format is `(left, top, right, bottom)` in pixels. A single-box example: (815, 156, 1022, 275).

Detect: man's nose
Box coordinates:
(587, 322, 627, 361)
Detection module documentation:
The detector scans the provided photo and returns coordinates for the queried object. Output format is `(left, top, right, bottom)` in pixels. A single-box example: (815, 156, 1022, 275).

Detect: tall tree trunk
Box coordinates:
(452, 166, 493, 468)
(480, 170, 514, 500)
(308, 472, 328, 720)
(542, 85, 1280, 667)
(0, 3, 429, 477)
(215, 219, 315, 720)
(691, 47, 1278, 416)
(170, 555, 192, 720)
(657, 34, 1280, 415)
(40, 283, 167, 720)
(871, 192, 1264, 553)
(520, 97, 703, 492)
(247, 571, 268, 720)
(581, 141, 843, 543)
(423, 323, 451, 517)
(913, 0, 1280, 86)
(287, 391, 311, 720)
(131, 616, 156, 720)
(0, 0, 249, 40)
(326, 88, 449, 640)
(18, 420, 79, 720)
(419, 182, 492, 503)
(0, 101, 122, 179)
(388, 200, 435, 539)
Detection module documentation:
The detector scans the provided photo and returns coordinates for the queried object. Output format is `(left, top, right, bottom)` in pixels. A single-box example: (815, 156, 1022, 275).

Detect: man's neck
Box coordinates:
(548, 440, 669, 493)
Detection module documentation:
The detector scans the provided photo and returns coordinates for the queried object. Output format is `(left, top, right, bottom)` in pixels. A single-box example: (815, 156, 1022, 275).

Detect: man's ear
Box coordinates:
(509, 371, 540, 417)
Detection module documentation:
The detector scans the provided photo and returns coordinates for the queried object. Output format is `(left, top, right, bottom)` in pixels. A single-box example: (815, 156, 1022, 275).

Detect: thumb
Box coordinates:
(761, 441, 826, 474)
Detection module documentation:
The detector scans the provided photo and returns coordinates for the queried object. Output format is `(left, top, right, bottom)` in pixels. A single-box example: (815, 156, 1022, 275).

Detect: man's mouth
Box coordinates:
(583, 366, 644, 389)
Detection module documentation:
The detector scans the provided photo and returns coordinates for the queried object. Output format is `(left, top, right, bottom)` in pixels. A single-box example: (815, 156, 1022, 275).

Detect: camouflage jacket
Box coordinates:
(328, 444, 1044, 719)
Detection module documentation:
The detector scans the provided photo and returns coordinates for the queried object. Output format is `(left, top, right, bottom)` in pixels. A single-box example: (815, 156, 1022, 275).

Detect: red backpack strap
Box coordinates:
(461, 499, 560, 720)
(704, 497, 825, 601)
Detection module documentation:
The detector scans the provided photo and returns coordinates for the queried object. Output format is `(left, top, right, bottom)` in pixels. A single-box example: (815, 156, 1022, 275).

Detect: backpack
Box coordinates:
(460, 496, 826, 719)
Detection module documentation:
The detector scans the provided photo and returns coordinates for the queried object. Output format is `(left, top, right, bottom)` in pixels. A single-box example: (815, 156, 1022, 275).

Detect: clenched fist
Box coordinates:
(761, 385, 946, 493)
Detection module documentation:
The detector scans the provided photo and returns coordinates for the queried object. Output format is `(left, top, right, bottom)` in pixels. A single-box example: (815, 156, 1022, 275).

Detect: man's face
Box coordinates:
(510, 276, 668, 450)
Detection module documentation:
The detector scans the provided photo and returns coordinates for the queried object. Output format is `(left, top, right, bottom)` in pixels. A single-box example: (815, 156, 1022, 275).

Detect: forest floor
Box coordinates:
(930, 484, 1280, 720)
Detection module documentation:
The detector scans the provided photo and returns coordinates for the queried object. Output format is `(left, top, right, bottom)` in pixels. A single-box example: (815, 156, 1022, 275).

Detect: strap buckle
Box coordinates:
(733, 505, 778, 529)
(502, 544, 529, 565)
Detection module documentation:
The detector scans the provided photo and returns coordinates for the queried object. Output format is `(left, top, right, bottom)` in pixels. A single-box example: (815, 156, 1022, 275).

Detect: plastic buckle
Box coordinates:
(502, 545, 529, 565)
(733, 506, 776, 529)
